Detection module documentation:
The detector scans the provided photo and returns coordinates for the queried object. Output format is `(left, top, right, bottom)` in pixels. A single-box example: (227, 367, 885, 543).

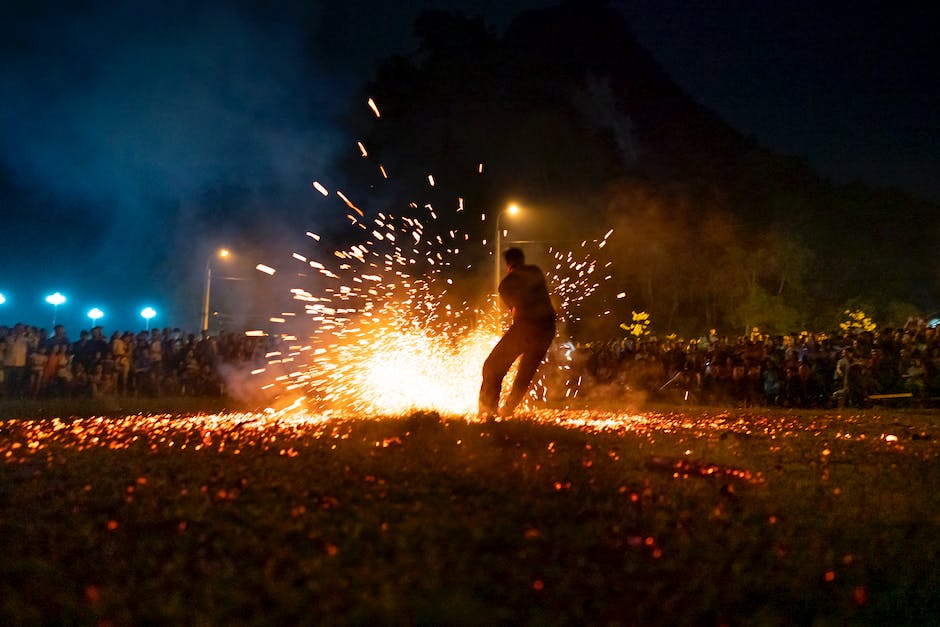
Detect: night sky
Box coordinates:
(2, 0, 937, 332)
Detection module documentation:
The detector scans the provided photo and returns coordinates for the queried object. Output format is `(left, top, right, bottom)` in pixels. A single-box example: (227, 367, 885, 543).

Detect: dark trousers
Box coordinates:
(4, 366, 26, 398)
(479, 321, 555, 415)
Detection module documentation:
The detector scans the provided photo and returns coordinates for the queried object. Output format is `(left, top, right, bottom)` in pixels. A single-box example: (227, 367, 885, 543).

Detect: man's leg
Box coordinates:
(478, 326, 525, 415)
(501, 326, 554, 416)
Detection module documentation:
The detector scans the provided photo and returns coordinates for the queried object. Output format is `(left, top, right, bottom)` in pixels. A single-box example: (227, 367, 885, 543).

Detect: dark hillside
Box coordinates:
(337, 1, 938, 333)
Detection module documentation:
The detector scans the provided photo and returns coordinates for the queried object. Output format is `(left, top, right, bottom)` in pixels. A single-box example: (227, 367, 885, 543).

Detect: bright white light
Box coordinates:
(0, 293, 5, 305)
(45, 292, 66, 306)
(141, 307, 156, 320)
(87, 308, 104, 323)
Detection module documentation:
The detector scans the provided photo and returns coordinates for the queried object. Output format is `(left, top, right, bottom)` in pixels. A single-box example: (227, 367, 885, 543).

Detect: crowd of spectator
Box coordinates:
(553, 320, 940, 408)
(1, 323, 273, 400)
(4, 318, 940, 409)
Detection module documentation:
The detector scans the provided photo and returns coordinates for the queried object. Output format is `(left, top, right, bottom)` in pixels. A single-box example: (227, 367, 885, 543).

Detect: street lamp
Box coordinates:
(0, 292, 5, 305)
(494, 203, 521, 295)
(87, 307, 104, 327)
(202, 248, 232, 332)
(45, 292, 66, 327)
(141, 307, 156, 330)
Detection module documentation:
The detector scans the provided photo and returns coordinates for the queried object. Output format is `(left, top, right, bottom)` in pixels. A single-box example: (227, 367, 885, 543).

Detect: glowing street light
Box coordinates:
(87, 307, 104, 326)
(0, 293, 5, 305)
(45, 292, 66, 327)
(494, 203, 521, 296)
(202, 248, 232, 332)
(141, 306, 156, 330)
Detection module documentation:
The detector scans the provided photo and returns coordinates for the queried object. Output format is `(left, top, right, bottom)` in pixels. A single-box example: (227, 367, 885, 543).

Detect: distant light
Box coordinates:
(507, 203, 520, 215)
(87, 308, 104, 323)
(256, 264, 276, 276)
(219, 248, 231, 258)
(141, 307, 156, 320)
(0, 293, 5, 305)
(45, 292, 66, 306)
(367, 97, 381, 118)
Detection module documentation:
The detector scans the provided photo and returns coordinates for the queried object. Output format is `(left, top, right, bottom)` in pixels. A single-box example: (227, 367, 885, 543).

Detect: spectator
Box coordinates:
(3, 323, 30, 398)
(46, 324, 70, 352)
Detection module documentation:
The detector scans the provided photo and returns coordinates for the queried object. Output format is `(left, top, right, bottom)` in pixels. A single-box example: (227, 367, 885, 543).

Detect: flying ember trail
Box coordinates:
(252, 100, 615, 416)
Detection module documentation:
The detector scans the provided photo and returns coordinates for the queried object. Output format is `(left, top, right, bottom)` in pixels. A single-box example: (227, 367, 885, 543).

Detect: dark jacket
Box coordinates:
(498, 264, 556, 327)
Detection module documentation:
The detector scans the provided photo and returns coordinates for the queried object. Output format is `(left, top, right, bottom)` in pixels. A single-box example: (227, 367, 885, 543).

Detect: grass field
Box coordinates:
(1, 401, 939, 625)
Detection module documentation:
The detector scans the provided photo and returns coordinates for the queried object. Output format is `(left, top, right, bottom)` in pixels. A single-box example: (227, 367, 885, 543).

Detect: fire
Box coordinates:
(331, 323, 500, 415)
(250, 97, 613, 416)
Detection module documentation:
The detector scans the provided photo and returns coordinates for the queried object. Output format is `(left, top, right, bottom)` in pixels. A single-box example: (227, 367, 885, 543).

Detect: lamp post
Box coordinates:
(87, 307, 104, 327)
(141, 307, 156, 330)
(202, 248, 231, 332)
(494, 203, 521, 296)
(45, 292, 66, 328)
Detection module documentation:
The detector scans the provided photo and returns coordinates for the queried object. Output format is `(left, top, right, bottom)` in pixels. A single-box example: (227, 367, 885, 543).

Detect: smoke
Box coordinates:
(0, 1, 344, 329)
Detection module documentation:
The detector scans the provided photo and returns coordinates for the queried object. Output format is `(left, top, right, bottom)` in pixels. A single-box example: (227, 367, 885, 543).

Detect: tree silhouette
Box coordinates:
(336, 1, 938, 336)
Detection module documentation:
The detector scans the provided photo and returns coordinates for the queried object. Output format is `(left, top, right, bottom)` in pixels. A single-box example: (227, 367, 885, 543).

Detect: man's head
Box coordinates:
(504, 247, 525, 270)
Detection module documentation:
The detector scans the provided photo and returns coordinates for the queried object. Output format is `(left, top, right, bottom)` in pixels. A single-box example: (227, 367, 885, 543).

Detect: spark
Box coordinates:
(367, 98, 381, 118)
(247, 114, 614, 414)
(336, 191, 364, 216)
(257, 194, 612, 413)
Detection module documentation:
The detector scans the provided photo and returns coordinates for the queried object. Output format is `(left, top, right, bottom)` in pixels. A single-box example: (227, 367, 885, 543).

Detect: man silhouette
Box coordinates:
(479, 247, 556, 418)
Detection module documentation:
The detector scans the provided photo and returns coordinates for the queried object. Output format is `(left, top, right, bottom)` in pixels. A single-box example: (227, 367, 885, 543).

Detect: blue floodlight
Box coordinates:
(87, 307, 105, 325)
(45, 292, 67, 327)
(45, 292, 66, 306)
(141, 306, 157, 330)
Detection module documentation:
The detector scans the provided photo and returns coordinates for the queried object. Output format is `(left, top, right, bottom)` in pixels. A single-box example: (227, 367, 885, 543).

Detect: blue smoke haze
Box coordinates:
(1, 1, 346, 332)
(0, 0, 558, 334)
